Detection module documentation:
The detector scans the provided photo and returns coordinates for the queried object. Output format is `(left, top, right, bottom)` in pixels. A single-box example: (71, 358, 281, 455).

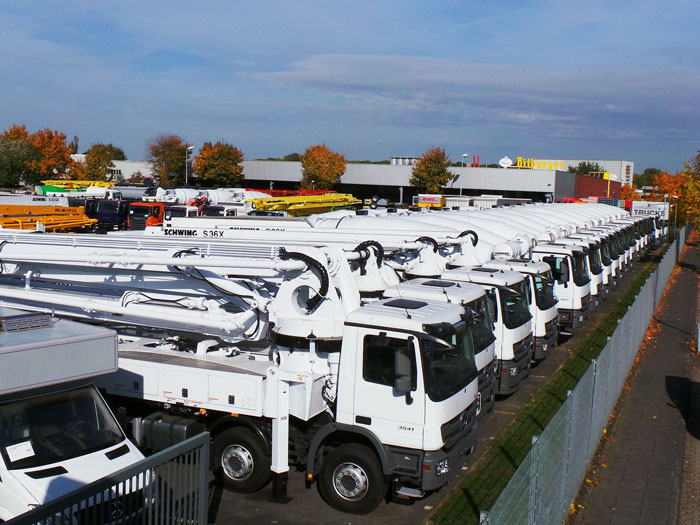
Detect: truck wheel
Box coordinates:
(318, 444, 386, 514)
(212, 427, 271, 493)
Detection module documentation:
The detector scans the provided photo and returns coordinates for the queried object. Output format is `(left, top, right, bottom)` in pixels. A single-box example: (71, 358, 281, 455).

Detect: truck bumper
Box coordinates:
(558, 300, 591, 328)
(421, 417, 478, 492)
(533, 324, 558, 361)
(496, 354, 530, 395)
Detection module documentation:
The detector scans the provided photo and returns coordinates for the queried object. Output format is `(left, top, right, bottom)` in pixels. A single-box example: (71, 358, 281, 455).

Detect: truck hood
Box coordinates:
(10, 440, 144, 505)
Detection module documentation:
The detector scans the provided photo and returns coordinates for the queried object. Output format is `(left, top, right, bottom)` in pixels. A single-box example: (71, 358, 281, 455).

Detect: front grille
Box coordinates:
(544, 317, 558, 335)
(477, 358, 496, 388)
(74, 487, 147, 524)
(512, 334, 532, 362)
(441, 404, 476, 450)
(129, 216, 147, 230)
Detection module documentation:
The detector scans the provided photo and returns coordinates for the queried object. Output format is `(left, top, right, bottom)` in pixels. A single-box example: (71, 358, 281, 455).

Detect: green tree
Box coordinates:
(634, 167, 661, 188)
(147, 134, 189, 186)
(69, 135, 79, 154)
(410, 147, 455, 193)
(299, 144, 346, 190)
(0, 138, 39, 186)
(193, 141, 245, 187)
(567, 161, 604, 175)
(283, 152, 301, 161)
(81, 143, 116, 181)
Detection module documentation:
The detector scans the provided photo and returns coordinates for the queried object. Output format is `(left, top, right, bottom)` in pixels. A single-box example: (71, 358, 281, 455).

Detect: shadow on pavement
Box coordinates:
(665, 375, 700, 440)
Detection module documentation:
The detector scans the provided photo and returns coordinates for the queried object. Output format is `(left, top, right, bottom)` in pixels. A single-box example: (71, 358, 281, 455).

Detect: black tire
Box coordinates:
(318, 443, 387, 514)
(212, 427, 271, 493)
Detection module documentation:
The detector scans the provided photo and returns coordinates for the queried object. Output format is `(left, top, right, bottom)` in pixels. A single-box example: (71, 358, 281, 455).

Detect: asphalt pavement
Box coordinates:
(571, 232, 700, 524)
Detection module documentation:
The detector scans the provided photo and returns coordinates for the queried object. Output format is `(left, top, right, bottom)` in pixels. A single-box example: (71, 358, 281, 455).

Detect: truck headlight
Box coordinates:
(509, 367, 518, 376)
(436, 458, 450, 476)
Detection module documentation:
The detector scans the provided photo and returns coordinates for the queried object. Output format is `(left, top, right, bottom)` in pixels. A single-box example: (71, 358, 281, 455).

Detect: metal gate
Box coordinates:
(8, 432, 210, 525)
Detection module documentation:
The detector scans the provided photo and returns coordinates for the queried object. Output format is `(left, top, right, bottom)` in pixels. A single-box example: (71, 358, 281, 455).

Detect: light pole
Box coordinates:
(185, 146, 194, 186)
(461, 153, 469, 196)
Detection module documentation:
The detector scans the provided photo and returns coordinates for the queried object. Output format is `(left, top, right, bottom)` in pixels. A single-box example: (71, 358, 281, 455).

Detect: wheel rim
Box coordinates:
(332, 461, 369, 501)
(221, 444, 254, 481)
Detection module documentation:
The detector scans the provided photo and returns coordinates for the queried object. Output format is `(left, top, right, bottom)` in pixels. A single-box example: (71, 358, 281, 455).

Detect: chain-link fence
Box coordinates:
(480, 226, 691, 524)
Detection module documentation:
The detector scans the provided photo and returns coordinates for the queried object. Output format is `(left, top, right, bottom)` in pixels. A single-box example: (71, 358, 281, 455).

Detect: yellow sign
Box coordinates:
(515, 158, 566, 170)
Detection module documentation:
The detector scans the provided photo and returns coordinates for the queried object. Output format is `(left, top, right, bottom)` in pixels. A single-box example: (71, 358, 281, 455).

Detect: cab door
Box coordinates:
(352, 329, 425, 450)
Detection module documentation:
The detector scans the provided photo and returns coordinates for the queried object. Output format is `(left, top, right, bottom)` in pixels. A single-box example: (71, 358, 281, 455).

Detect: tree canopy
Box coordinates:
(76, 143, 116, 181)
(147, 134, 189, 186)
(633, 167, 661, 188)
(0, 125, 74, 185)
(620, 184, 641, 201)
(567, 162, 604, 175)
(680, 152, 700, 227)
(193, 141, 245, 187)
(410, 147, 455, 193)
(299, 144, 346, 190)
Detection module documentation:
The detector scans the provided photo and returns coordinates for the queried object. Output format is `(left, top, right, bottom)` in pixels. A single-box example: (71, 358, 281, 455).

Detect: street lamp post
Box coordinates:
(185, 146, 194, 186)
(461, 153, 469, 196)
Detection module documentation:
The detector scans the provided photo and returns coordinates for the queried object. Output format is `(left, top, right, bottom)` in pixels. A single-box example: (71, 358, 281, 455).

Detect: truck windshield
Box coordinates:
(0, 386, 125, 470)
(588, 246, 603, 275)
(499, 282, 532, 329)
(421, 323, 478, 403)
(130, 206, 152, 217)
(466, 296, 496, 354)
(572, 252, 591, 286)
(533, 272, 558, 310)
(599, 239, 612, 265)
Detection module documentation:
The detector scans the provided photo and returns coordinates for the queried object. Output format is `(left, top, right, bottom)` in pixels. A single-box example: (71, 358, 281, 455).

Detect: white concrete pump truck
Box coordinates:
(0, 231, 479, 514)
(140, 215, 501, 417)
(0, 308, 144, 521)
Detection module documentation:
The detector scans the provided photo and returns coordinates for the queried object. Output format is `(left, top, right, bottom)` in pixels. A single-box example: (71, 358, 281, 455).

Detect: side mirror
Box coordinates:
(559, 261, 570, 285)
(394, 346, 413, 404)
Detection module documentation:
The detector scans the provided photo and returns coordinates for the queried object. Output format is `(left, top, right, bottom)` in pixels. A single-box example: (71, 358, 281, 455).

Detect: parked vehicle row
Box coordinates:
(0, 203, 662, 515)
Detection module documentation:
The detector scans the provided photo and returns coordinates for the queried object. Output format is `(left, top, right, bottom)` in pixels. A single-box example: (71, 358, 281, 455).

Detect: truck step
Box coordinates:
(396, 486, 425, 498)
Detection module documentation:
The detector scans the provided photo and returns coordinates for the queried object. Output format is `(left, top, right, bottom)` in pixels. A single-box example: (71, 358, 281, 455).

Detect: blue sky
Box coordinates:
(1, 1, 699, 172)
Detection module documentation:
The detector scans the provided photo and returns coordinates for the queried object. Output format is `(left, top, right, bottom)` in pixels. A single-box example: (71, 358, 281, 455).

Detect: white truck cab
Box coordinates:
(440, 267, 533, 395)
(383, 278, 498, 418)
(0, 309, 144, 522)
(478, 259, 559, 361)
(531, 244, 592, 328)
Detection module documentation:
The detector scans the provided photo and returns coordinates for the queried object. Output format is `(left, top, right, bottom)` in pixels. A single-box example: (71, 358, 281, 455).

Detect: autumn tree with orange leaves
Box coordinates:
(620, 184, 641, 201)
(147, 134, 190, 186)
(681, 151, 700, 229)
(410, 147, 455, 193)
(193, 142, 244, 187)
(25, 129, 75, 180)
(299, 144, 346, 190)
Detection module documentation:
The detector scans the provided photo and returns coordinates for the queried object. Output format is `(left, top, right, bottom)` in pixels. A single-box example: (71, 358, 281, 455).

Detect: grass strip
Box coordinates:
(430, 252, 663, 524)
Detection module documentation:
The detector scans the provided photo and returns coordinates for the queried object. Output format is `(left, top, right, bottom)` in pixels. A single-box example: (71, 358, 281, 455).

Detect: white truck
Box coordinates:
(531, 243, 592, 328)
(0, 232, 479, 514)
(0, 308, 144, 521)
(440, 267, 534, 395)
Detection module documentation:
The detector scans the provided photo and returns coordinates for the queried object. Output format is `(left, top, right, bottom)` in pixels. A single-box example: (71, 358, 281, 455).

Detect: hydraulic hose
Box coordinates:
(458, 229, 479, 246)
(415, 236, 439, 253)
(279, 248, 329, 312)
(354, 240, 384, 275)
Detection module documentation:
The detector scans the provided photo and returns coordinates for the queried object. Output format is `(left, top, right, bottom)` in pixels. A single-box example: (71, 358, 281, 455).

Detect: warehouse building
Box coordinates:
(240, 160, 621, 204)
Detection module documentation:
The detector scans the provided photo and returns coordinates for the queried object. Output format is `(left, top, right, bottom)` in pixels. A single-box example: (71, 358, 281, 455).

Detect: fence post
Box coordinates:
(588, 358, 599, 457)
(197, 434, 210, 524)
(528, 435, 540, 525)
(563, 390, 574, 507)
